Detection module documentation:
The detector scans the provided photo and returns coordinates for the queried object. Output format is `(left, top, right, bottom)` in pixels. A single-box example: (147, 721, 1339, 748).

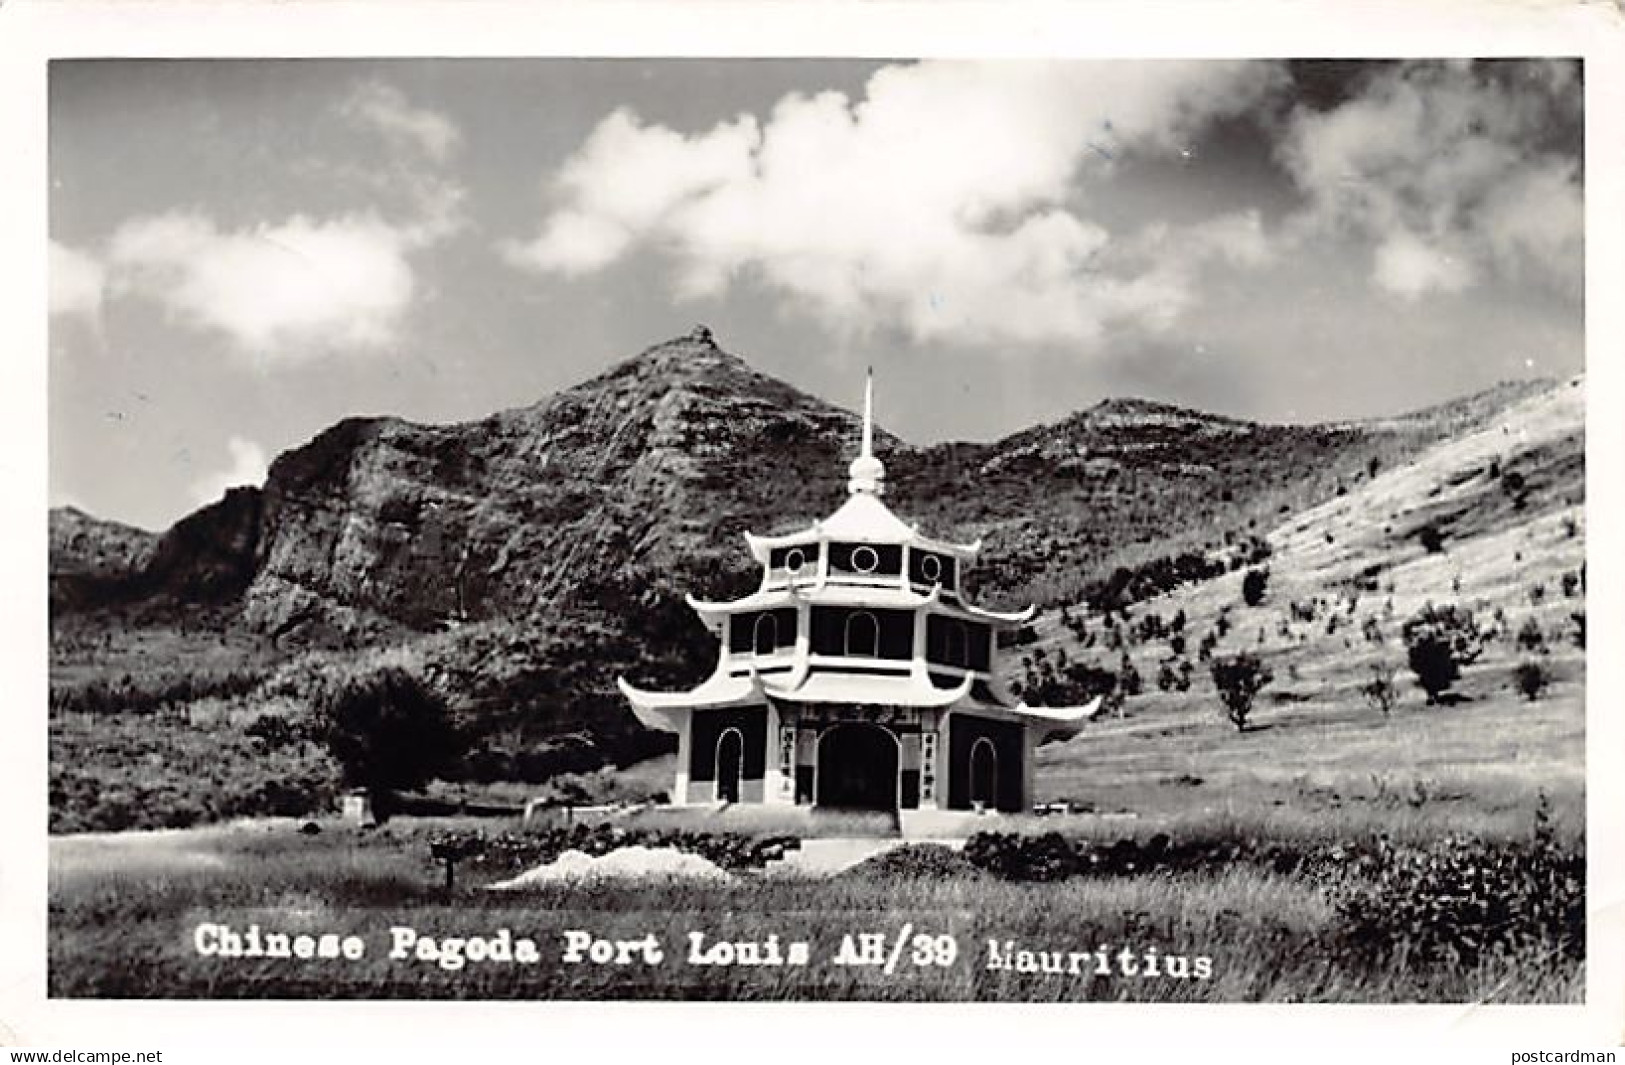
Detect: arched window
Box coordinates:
(844, 611, 879, 657)
(945, 620, 968, 668)
(752, 613, 779, 655)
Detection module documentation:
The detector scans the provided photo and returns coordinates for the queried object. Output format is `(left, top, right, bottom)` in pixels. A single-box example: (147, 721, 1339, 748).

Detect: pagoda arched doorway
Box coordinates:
(715, 728, 743, 804)
(969, 737, 998, 809)
(815, 723, 898, 810)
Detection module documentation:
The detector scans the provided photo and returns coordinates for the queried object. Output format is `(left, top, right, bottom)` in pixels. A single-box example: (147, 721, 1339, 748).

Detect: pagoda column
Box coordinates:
(764, 701, 797, 805)
(918, 708, 943, 811)
(1020, 725, 1037, 813)
(674, 713, 693, 806)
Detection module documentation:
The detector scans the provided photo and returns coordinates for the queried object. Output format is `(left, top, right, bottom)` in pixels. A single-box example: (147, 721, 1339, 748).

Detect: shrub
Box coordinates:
(1401, 603, 1483, 705)
(1570, 611, 1585, 649)
(1332, 799, 1583, 969)
(245, 713, 302, 751)
(1516, 617, 1546, 654)
(1514, 660, 1552, 702)
(1417, 524, 1446, 554)
(1209, 652, 1273, 732)
(1242, 567, 1269, 607)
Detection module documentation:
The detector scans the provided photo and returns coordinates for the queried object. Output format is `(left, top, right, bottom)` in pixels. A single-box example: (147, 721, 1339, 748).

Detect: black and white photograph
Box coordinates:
(11, 1, 1624, 1046)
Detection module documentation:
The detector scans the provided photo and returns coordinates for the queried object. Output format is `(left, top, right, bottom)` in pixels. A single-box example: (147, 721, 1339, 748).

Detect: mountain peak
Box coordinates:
(1084, 396, 1245, 425)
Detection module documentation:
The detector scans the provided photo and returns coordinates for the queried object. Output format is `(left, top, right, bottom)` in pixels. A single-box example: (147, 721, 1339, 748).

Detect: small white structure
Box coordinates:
(620, 373, 1097, 813)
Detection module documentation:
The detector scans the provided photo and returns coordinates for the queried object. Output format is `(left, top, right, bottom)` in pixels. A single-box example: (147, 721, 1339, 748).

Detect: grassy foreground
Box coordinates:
(49, 810, 1582, 1004)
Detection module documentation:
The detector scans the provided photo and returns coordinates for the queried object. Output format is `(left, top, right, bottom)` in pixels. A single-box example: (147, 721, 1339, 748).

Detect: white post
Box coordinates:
(674, 713, 692, 806)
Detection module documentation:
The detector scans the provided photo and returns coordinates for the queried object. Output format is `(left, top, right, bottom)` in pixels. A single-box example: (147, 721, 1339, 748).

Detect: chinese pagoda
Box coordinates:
(619, 373, 1097, 813)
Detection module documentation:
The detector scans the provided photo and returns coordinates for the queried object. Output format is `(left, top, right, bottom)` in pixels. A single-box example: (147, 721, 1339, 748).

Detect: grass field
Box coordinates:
(48, 800, 1582, 1004)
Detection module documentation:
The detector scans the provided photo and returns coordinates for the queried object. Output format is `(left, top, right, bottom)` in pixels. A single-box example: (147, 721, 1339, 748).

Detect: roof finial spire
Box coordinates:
(861, 365, 874, 460)
(847, 366, 886, 496)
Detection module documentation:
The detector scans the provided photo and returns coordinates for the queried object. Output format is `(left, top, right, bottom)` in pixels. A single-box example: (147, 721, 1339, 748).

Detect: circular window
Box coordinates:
(783, 548, 806, 574)
(850, 546, 879, 574)
(920, 555, 942, 582)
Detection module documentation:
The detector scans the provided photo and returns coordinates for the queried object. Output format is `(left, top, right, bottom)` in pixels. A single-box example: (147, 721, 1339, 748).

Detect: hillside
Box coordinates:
(1022, 377, 1585, 828)
(46, 327, 1578, 831)
(51, 327, 1546, 643)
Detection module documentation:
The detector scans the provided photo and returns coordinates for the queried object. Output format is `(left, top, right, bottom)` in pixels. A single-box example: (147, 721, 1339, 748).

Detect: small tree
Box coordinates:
(1513, 660, 1551, 702)
(1117, 653, 1143, 698)
(1210, 652, 1273, 732)
(1242, 568, 1269, 608)
(315, 665, 464, 821)
(1361, 662, 1398, 715)
(1401, 603, 1483, 705)
(1516, 617, 1546, 654)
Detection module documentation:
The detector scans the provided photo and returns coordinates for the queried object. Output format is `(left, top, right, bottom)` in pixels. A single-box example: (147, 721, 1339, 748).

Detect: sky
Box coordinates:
(48, 58, 1584, 532)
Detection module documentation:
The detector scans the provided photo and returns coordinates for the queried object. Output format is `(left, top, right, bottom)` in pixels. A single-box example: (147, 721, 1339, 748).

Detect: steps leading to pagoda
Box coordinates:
(760, 836, 966, 877)
(898, 808, 1005, 840)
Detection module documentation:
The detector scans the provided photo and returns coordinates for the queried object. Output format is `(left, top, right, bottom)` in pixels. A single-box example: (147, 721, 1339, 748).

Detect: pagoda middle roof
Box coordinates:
(684, 586, 1036, 625)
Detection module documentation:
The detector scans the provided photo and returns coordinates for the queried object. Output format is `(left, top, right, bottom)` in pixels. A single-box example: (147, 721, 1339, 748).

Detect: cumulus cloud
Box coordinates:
(189, 435, 269, 506)
(50, 240, 107, 319)
(109, 211, 418, 357)
(342, 79, 461, 163)
(1278, 60, 1581, 300)
(505, 61, 1288, 346)
(89, 81, 465, 362)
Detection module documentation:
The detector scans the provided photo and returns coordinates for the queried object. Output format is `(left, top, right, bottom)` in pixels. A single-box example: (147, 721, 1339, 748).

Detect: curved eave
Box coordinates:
(952, 599, 1036, 625)
(1011, 695, 1104, 744)
(912, 533, 983, 562)
(616, 673, 765, 733)
(744, 526, 821, 565)
(1011, 696, 1103, 723)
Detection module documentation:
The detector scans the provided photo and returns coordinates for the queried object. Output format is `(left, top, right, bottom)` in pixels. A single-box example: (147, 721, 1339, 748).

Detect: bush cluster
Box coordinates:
(962, 810, 1583, 975)
(1332, 824, 1583, 968)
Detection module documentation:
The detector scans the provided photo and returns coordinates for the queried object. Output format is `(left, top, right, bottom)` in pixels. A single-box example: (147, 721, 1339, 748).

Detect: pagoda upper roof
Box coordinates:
(744, 495, 982, 564)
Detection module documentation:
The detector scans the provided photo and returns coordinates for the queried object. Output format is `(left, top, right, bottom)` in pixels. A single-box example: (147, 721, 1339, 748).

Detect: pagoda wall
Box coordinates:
(684, 706, 769, 805)
(945, 713, 1025, 813)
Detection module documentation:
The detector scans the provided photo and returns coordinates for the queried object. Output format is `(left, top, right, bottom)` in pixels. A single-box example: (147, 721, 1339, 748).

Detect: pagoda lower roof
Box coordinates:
(619, 668, 1101, 740)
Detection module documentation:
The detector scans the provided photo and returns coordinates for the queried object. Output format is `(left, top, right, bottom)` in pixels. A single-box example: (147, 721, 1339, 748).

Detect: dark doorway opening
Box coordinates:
(969, 737, 998, 809)
(715, 728, 743, 803)
(816, 723, 898, 810)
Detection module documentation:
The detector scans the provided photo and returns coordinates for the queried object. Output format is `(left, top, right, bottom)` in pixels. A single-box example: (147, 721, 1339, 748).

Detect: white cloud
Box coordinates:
(342, 79, 461, 163)
(109, 211, 418, 359)
(80, 81, 466, 363)
(1279, 61, 1581, 300)
(189, 435, 269, 506)
(1372, 230, 1473, 299)
(506, 61, 1287, 346)
(50, 240, 107, 319)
